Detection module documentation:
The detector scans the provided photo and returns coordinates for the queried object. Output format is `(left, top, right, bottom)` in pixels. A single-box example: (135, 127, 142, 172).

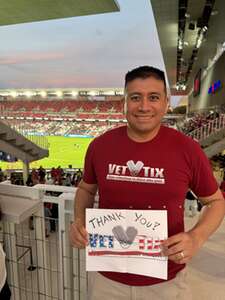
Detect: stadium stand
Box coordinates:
(0, 1, 224, 299)
(0, 98, 127, 137)
(0, 99, 123, 115)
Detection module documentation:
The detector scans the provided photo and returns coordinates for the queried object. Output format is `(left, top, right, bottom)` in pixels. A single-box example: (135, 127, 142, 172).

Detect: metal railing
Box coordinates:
(1, 184, 86, 300)
(187, 114, 225, 142)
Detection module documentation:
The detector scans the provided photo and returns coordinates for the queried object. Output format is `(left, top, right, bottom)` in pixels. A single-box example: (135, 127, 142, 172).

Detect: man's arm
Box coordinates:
(70, 179, 98, 248)
(162, 188, 225, 264)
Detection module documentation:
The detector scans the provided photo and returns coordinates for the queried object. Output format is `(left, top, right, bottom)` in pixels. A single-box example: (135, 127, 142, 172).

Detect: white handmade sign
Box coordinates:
(86, 209, 168, 280)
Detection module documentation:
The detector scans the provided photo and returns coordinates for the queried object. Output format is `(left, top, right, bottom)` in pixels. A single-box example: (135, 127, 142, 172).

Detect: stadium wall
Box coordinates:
(189, 52, 225, 112)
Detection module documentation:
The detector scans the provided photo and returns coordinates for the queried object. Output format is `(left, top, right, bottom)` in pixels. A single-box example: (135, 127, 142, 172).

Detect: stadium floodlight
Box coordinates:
(40, 91, 47, 97)
(115, 90, 124, 96)
(72, 91, 78, 97)
(0, 92, 10, 96)
(25, 91, 32, 98)
(56, 91, 63, 97)
(89, 91, 97, 96)
(10, 91, 17, 98)
(104, 90, 115, 96)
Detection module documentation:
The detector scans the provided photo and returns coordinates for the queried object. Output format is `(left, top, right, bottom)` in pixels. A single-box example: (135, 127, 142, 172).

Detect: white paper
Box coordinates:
(86, 209, 168, 280)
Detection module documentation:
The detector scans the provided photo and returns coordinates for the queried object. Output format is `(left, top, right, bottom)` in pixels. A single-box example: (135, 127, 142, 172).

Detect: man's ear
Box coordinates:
(165, 96, 170, 113)
(122, 97, 126, 115)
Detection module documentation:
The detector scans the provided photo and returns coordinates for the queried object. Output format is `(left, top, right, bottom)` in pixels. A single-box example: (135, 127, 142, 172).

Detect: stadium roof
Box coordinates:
(0, 88, 124, 98)
(1, 0, 224, 96)
(0, 0, 119, 26)
(151, 0, 225, 94)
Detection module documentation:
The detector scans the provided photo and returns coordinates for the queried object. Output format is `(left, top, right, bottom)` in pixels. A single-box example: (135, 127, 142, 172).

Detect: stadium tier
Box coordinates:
(0, 98, 128, 138)
(0, 98, 124, 119)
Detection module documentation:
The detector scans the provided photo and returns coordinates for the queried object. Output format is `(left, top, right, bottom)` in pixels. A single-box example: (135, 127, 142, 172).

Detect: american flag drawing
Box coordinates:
(88, 235, 165, 259)
(139, 238, 162, 251)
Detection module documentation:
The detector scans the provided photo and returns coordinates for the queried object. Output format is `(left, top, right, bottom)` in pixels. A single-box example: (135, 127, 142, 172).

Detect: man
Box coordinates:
(70, 66, 225, 299)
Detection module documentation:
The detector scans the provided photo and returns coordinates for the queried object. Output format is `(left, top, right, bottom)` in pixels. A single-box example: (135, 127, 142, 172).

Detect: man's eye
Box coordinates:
(130, 95, 140, 101)
(149, 95, 159, 101)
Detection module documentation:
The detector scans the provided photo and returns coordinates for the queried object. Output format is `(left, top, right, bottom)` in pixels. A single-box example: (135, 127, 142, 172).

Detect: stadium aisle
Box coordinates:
(185, 215, 225, 300)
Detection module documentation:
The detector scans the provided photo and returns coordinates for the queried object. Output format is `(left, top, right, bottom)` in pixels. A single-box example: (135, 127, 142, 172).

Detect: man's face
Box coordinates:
(124, 76, 168, 141)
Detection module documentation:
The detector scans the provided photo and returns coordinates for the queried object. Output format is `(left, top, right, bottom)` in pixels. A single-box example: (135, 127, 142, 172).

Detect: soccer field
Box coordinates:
(0, 136, 93, 170)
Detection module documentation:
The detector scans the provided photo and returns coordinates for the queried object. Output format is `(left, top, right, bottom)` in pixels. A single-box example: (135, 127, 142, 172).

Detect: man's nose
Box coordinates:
(138, 98, 150, 111)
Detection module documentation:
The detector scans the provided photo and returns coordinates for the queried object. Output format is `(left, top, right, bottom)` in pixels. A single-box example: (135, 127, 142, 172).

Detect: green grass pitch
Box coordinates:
(0, 136, 93, 170)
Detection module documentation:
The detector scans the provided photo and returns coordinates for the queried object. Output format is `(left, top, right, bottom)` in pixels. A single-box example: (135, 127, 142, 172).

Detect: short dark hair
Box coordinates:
(125, 66, 167, 93)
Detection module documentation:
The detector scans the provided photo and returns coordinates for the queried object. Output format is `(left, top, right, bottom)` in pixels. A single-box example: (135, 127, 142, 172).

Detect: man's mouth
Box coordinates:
(135, 114, 154, 120)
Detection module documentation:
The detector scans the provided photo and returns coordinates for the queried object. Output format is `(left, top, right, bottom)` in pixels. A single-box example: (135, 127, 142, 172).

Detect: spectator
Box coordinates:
(55, 166, 64, 185)
(38, 166, 46, 184)
(50, 167, 57, 184)
(184, 190, 198, 217)
(63, 173, 72, 186)
(70, 65, 225, 300)
(75, 169, 83, 186)
(26, 174, 33, 186)
(31, 168, 39, 185)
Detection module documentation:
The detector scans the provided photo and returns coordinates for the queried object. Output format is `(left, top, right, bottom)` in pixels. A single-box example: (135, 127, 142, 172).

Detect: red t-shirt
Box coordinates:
(83, 125, 218, 286)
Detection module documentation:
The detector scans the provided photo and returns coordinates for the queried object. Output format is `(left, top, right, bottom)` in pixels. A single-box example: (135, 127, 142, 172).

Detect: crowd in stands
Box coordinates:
(2, 110, 224, 139)
(2, 119, 125, 137)
(0, 103, 224, 236)
(0, 165, 83, 188)
(4, 112, 224, 139)
(0, 99, 124, 120)
(2, 97, 224, 137)
(25, 166, 83, 187)
(179, 111, 222, 134)
(212, 153, 225, 169)
(0, 98, 224, 241)
(0, 98, 128, 137)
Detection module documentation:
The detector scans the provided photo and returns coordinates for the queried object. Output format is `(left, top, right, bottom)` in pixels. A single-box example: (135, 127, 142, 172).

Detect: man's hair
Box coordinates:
(125, 66, 167, 93)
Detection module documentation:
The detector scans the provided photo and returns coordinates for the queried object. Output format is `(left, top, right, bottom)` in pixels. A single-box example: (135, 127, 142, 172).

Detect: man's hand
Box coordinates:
(161, 231, 201, 264)
(70, 218, 88, 249)
(161, 189, 225, 264)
